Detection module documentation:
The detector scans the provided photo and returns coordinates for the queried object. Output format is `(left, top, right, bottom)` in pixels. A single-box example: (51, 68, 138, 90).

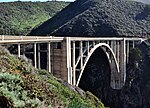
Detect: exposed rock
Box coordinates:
(30, 0, 150, 37)
(75, 87, 85, 97)
(57, 78, 85, 96)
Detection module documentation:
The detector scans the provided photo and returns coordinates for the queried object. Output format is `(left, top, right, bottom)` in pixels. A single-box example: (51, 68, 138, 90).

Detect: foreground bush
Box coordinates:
(0, 46, 104, 108)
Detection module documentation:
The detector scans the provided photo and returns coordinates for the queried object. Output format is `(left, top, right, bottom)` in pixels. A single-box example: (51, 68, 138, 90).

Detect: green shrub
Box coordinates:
(69, 97, 87, 108)
(0, 47, 105, 108)
(0, 73, 43, 108)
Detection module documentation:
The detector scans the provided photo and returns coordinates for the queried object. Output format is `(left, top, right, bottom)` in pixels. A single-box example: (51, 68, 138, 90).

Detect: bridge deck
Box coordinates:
(70, 37, 144, 41)
(0, 35, 64, 44)
(0, 35, 145, 44)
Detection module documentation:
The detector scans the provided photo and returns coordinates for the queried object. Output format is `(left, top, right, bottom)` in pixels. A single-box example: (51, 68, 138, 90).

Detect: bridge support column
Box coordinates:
(116, 41, 120, 63)
(127, 41, 130, 63)
(72, 41, 76, 85)
(111, 41, 117, 57)
(92, 41, 95, 47)
(120, 39, 126, 87)
(86, 41, 90, 56)
(80, 41, 83, 69)
(18, 43, 21, 57)
(48, 42, 51, 73)
(132, 40, 135, 48)
(34, 43, 37, 68)
(38, 44, 41, 69)
(109, 41, 119, 89)
(66, 37, 72, 84)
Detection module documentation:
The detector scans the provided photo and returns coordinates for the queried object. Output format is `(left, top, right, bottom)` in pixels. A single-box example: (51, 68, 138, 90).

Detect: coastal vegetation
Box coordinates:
(0, 1, 69, 35)
(0, 46, 104, 108)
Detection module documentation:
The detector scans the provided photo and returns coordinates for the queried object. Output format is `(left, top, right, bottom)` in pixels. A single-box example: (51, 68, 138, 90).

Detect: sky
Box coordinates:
(0, 0, 75, 2)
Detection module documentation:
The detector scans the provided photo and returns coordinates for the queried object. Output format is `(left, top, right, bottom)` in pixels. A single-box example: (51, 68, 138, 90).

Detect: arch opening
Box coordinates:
(78, 47, 112, 106)
(76, 43, 120, 87)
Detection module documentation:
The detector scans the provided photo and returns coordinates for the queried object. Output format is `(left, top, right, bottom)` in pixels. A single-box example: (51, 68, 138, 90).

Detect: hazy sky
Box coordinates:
(0, 0, 75, 2)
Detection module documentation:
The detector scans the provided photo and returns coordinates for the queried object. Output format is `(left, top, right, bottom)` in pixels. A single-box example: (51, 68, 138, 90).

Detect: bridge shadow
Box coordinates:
(78, 47, 121, 107)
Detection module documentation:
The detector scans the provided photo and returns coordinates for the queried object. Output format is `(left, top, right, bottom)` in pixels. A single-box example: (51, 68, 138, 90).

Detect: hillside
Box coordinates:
(30, 0, 150, 37)
(0, 1, 69, 35)
(0, 46, 104, 108)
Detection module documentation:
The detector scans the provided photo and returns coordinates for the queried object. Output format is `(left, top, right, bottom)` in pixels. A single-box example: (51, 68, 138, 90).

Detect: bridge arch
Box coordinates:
(76, 43, 120, 87)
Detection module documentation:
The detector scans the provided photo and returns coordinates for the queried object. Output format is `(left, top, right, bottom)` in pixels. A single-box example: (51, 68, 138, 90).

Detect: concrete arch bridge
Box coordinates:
(0, 36, 145, 89)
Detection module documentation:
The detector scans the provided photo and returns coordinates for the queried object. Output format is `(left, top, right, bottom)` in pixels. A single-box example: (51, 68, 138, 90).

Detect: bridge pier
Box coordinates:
(50, 40, 68, 82)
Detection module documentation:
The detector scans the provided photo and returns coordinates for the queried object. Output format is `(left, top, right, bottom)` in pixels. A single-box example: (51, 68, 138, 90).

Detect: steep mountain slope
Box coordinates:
(0, 1, 69, 35)
(0, 46, 104, 108)
(30, 0, 150, 37)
